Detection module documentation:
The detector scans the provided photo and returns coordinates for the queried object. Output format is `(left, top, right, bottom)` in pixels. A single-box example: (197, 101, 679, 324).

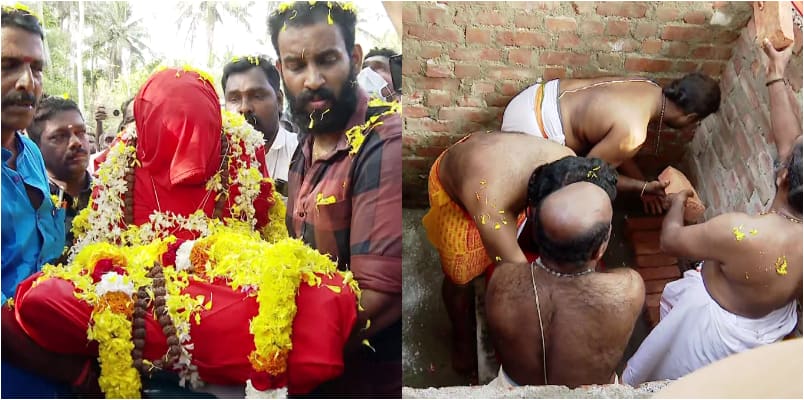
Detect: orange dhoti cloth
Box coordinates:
(422, 142, 525, 285)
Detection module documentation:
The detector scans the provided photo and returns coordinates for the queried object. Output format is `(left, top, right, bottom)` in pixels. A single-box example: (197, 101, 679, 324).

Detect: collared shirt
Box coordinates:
(287, 89, 402, 293)
(287, 90, 402, 367)
(1, 132, 66, 303)
(48, 171, 93, 251)
(266, 126, 299, 184)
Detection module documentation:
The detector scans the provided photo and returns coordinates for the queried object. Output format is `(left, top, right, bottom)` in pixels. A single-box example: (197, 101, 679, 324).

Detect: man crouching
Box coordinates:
(486, 182, 645, 387)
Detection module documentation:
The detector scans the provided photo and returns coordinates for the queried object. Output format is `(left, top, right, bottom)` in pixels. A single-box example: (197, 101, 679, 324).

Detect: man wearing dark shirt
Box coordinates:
(269, 2, 402, 397)
(28, 96, 93, 254)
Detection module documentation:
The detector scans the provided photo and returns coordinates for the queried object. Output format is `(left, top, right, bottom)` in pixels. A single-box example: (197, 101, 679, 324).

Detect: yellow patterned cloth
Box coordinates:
(422, 140, 491, 285)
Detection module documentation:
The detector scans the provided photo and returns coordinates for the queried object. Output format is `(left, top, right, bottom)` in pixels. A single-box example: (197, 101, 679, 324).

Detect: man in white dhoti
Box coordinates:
(623, 39, 802, 386)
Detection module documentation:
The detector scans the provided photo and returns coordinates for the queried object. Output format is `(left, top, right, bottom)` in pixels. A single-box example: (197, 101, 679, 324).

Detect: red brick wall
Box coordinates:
(402, 1, 753, 207)
(684, 10, 803, 219)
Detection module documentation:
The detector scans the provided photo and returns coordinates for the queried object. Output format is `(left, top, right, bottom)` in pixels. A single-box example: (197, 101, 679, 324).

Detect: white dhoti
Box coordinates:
(623, 269, 798, 386)
(501, 80, 566, 145)
(488, 366, 520, 389)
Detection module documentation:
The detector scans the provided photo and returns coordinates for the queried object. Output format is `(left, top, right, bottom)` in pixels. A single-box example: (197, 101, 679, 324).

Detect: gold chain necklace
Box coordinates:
(761, 209, 802, 224)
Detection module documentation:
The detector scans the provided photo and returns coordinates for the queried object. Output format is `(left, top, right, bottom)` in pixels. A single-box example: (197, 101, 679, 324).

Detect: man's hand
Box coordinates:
(662, 189, 693, 209)
(762, 38, 793, 80)
(641, 180, 669, 215)
(94, 106, 108, 122)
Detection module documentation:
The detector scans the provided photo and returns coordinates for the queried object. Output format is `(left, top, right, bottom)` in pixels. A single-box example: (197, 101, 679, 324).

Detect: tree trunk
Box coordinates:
(77, 1, 85, 111)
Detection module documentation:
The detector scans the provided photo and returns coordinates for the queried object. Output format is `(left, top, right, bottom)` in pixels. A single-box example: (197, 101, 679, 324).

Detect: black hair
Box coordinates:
(221, 56, 282, 96)
(268, 2, 357, 58)
(1, 6, 43, 39)
(116, 97, 135, 134)
(27, 96, 81, 144)
(364, 47, 397, 60)
(527, 156, 618, 208)
(787, 141, 802, 214)
(534, 215, 611, 267)
(663, 72, 721, 118)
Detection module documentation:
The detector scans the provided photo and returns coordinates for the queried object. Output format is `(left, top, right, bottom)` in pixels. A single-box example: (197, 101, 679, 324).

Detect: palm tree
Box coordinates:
(85, 2, 150, 83)
(176, 1, 254, 69)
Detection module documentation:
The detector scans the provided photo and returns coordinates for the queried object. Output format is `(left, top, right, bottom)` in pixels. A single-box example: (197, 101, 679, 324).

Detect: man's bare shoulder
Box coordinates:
(595, 268, 644, 296)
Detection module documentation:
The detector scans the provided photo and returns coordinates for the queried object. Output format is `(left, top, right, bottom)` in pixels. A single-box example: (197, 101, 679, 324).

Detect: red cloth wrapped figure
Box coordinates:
(13, 67, 358, 397)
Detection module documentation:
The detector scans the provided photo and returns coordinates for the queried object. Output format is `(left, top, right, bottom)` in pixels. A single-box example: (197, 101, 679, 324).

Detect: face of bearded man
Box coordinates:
(276, 22, 362, 135)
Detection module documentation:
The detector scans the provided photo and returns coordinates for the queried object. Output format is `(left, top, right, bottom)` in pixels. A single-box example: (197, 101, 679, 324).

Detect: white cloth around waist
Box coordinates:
(501, 79, 566, 145)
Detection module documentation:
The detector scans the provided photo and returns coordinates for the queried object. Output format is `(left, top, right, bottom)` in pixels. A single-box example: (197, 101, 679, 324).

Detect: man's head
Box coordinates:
(116, 97, 135, 135)
(87, 134, 98, 154)
(268, 1, 362, 134)
(662, 72, 721, 129)
(363, 47, 396, 90)
(1, 6, 45, 135)
(534, 182, 614, 268)
(776, 136, 803, 214)
(221, 56, 283, 144)
(527, 156, 618, 209)
(27, 96, 89, 181)
(100, 131, 115, 150)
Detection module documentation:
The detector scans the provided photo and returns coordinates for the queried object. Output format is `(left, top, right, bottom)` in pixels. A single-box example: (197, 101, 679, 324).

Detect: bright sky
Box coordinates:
(130, 1, 400, 70)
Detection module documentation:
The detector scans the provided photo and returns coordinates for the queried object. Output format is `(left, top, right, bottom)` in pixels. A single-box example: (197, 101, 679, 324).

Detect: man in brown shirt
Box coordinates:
(269, 2, 402, 397)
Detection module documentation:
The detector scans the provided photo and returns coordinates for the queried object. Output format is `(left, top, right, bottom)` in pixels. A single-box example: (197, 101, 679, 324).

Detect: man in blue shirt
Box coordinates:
(1, 6, 100, 397)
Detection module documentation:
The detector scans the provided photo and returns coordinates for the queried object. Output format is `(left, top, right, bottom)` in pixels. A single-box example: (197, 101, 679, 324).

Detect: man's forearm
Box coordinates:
(345, 288, 401, 353)
(767, 79, 800, 159)
(617, 174, 646, 193)
(660, 198, 686, 253)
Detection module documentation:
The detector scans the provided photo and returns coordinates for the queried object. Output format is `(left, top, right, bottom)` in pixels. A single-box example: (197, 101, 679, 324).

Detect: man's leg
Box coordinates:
(442, 277, 477, 376)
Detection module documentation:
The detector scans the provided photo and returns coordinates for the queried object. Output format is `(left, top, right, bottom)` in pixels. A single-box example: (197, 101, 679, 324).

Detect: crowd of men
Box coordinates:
(425, 27, 801, 390)
(2, 2, 401, 397)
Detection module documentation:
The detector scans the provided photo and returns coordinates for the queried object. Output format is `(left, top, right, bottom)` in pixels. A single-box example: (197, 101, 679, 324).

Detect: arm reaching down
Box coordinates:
(762, 39, 801, 160)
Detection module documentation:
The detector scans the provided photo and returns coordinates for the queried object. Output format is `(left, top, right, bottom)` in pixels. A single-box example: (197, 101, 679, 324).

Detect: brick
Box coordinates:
(636, 254, 679, 268)
(642, 39, 662, 54)
(402, 4, 418, 24)
(466, 27, 493, 45)
(413, 77, 460, 91)
(449, 48, 502, 62)
(546, 16, 577, 32)
(558, 33, 581, 49)
(597, 53, 623, 70)
(633, 238, 662, 256)
(456, 95, 484, 108)
(596, 2, 647, 18)
(419, 44, 443, 59)
(477, 10, 508, 26)
(661, 25, 712, 42)
(637, 265, 681, 281)
(683, 10, 710, 25)
(508, 48, 534, 65)
(691, 45, 716, 59)
(713, 29, 741, 44)
(540, 51, 590, 66)
(655, 6, 680, 22)
(605, 20, 630, 36)
(589, 38, 639, 53)
(406, 24, 461, 43)
(625, 216, 665, 232)
(514, 13, 541, 29)
(579, 20, 605, 36)
(484, 93, 513, 107)
(645, 279, 674, 295)
(630, 229, 660, 246)
(658, 166, 706, 222)
(487, 66, 534, 81)
(624, 57, 673, 72)
(498, 31, 550, 48)
(454, 63, 481, 78)
(752, 1, 795, 50)
(666, 41, 691, 57)
(425, 90, 451, 107)
(438, 107, 493, 123)
(471, 82, 496, 95)
(425, 60, 453, 78)
(634, 22, 659, 39)
(420, 5, 449, 24)
(402, 59, 422, 76)
(404, 118, 453, 133)
(500, 81, 522, 96)
(646, 293, 662, 308)
(543, 67, 566, 80)
(403, 105, 430, 118)
(701, 61, 725, 76)
(571, 2, 596, 15)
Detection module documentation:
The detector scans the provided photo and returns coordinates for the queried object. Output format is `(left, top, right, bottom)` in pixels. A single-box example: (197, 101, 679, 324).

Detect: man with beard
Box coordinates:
(28, 96, 93, 256)
(222, 55, 298, 194)
(502, 73, 720, 215)
(623, 39, 801, 386)
(269, 1, 402, 396)
(1, 6, 100, 397)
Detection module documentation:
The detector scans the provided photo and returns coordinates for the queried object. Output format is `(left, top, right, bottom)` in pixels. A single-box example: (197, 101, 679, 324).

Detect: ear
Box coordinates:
(684, 112, 700, 125)
(777, 165, 789, 188)
(351, 43, 364, 71)
(275, 59, 283, 78)
(276, 89, 284, 112)
(593, 225, 613, 261)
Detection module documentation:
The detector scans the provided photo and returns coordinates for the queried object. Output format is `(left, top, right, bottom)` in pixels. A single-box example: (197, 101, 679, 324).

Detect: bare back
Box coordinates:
(693, 213, 802, 318)
(439, 132, 574, 214)
(486, 263, 645, 387)
(558, 77, 661, 163)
